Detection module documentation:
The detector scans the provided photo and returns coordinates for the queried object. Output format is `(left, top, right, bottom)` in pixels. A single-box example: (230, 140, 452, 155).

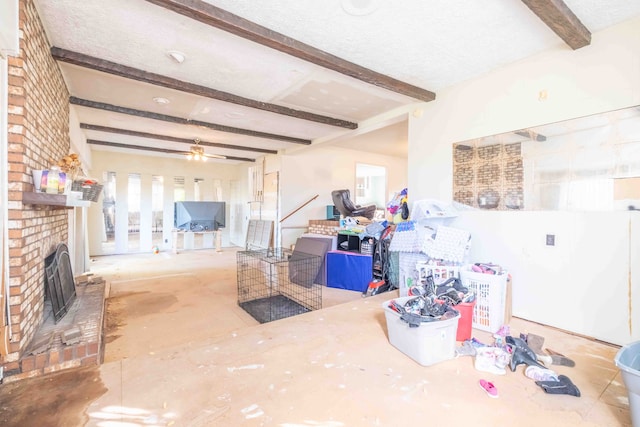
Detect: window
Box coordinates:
(174, 176, 185, 202)
(152, 175, 163, 245)
(194, 178, 204, 201)
(128, 173, 141, 252)
(101, 171, 117, 253)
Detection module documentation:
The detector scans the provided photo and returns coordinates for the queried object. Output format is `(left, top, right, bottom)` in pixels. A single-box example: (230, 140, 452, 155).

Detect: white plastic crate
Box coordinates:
(459, 266, 508, 333)
(382, 296, 460, 366)
(416, 261, 459, 286)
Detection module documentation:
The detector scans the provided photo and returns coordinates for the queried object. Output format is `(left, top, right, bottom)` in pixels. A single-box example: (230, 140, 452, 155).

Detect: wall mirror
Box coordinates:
(452, 105, 640, 211)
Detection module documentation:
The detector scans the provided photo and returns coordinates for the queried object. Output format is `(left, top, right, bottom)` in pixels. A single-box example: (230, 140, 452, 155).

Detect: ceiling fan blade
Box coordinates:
(205, 153, 227, 159)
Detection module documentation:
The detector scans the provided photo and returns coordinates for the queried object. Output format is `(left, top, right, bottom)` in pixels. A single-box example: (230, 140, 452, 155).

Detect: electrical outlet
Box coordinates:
(546, 234, 555, 246)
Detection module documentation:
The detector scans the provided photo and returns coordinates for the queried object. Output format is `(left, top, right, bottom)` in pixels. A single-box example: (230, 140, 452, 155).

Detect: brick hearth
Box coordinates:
(2, 277, 107, 383)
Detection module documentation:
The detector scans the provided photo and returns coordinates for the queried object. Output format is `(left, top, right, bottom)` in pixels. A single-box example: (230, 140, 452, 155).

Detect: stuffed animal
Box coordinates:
(387, 188, 409, 223)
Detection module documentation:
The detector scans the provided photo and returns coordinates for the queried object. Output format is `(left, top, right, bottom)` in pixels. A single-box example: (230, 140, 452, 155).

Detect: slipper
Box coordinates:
(479, 379, 498, 398)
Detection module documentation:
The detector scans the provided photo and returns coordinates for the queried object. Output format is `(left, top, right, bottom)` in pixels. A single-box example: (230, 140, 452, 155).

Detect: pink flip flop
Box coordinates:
(479, 379, 498, 398)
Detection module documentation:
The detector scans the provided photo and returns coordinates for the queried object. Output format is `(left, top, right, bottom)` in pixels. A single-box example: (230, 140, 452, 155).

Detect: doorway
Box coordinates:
(355, 163, 387, 209)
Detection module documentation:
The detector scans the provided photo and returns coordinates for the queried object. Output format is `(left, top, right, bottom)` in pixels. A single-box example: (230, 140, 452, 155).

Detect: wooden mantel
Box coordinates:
(22, 192, 90, 208)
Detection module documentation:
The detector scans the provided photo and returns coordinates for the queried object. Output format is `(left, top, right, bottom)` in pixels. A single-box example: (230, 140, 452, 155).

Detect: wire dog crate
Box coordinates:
(237, 248, 322, 323)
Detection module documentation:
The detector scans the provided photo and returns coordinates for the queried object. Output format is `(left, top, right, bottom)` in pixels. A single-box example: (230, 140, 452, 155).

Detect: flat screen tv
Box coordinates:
(174, 201, 226, 231)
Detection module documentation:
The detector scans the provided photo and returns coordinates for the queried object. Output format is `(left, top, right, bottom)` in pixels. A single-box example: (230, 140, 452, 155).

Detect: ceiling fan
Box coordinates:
(184, 139, 226, 161)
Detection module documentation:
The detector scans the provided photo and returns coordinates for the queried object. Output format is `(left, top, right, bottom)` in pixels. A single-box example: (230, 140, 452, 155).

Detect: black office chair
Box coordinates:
(331, 189, 377, 219)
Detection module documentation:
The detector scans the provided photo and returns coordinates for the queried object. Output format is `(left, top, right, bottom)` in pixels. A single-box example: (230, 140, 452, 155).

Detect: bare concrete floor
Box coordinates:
(0, 247, 633, 426)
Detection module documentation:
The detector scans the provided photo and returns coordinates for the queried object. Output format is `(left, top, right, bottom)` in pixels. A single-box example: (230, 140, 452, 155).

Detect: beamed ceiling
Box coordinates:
(33, 0, 640, 164)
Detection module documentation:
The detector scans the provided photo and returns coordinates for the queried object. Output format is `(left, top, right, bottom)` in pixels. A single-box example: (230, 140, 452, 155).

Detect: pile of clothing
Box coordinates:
(457, 327, 580, 397)
(387, 273, 477, 328)
(408, 274, 475, 306)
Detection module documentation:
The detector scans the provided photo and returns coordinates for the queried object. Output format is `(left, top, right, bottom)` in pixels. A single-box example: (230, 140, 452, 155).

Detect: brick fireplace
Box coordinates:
(0, 0, 100, 380)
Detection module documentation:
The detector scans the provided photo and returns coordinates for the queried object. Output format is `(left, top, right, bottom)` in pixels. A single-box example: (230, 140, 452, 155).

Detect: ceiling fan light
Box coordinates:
(186, 140, 213, 161)
(153, 96, 170, 105)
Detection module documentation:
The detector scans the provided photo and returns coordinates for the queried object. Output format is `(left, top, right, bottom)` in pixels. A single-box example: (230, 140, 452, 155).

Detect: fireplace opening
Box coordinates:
(44, 243, 77, 323)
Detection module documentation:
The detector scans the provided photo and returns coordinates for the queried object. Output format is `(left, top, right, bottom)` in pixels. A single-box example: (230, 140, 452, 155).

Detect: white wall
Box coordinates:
(451, 211, 639, 345)
(278, 145, 407, 248)
(69, 108, 91, 172)
(409, 17, 640, 202)
(407, 17, 640, 344)
(0, 1, 19, 58)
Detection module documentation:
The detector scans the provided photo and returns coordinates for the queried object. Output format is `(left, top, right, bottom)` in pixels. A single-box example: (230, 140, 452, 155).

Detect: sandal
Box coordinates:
(479, 379, 498, 398)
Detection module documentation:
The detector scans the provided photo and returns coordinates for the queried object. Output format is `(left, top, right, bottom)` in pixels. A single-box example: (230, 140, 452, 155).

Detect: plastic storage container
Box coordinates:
(615, 340, 640, 427)
(459, 266, 508, 333)
(382, 296, 460, 366)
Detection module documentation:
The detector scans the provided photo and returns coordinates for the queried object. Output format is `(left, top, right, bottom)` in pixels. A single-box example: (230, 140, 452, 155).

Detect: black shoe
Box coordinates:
(424, 274, 436, 297)
(535, 375, 581, 397)
(509, 345, 546, 372)
(422, 297, 447, 317)
(506, 336, 538, 361)
(436, 277, 468, 293)
(436, 288, 462, 305)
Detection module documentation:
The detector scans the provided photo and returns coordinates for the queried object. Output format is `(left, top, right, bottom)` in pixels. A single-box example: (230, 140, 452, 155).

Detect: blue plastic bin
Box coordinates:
(615, 340, 640, 427)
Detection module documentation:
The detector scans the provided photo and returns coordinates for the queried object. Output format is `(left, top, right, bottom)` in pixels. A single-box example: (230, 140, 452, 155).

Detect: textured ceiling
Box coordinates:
(33, 0, 640, 163)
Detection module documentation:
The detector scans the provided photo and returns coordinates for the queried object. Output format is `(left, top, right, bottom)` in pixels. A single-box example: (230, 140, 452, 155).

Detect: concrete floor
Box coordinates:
(0, 247, 633, 426)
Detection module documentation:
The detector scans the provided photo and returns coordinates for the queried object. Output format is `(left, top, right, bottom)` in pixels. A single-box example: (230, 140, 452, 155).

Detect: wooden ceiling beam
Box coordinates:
(514, 130, 547, 142)
(80, 123, 278, 155)
(87, 139, 255, 162)
(70, 97, 311, 145)
(521, 0, 591, 49)
(53, 47, 356, 130)
(144, 0, 436, 102)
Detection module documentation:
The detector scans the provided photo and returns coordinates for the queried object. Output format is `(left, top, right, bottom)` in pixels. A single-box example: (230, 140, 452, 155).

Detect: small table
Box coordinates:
(171, 229, 222, 254)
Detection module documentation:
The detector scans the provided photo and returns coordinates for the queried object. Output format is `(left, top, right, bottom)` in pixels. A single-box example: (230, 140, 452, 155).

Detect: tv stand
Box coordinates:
(171, 229, 222, 254)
